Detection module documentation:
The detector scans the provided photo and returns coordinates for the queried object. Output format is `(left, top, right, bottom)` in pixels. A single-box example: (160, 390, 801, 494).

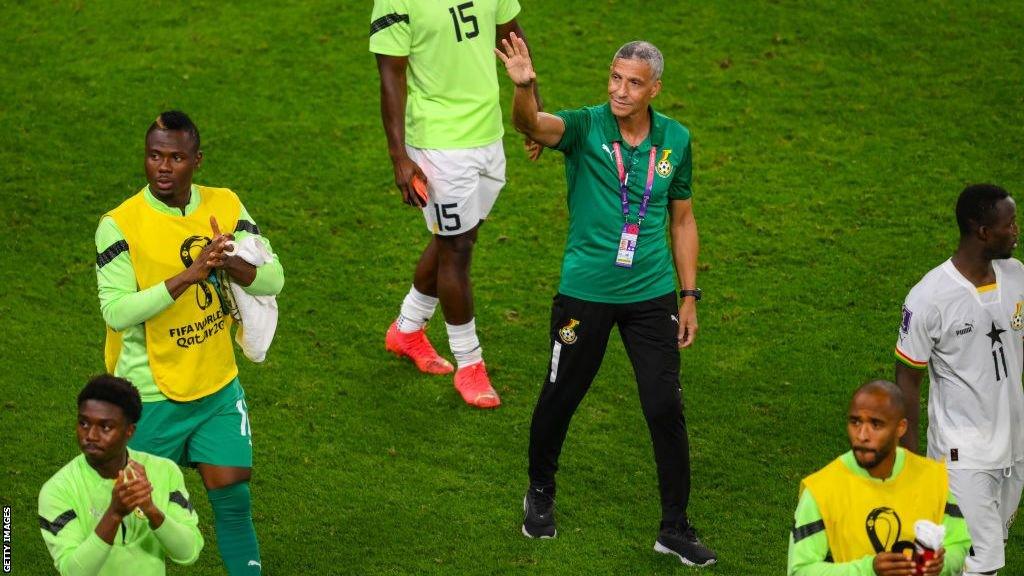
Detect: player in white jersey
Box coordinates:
(896, 184, 1024, 575)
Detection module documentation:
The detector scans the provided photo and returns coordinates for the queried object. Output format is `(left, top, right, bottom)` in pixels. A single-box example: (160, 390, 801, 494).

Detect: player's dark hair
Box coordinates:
(956, 183, 1010, 236)
(853, 379, 905, 418)
(146, 110, 200, 153)
(78, 374, 143, 424)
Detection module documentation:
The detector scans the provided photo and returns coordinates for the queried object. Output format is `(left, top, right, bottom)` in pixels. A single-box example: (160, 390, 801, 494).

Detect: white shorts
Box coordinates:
(948, 461, 1024, 573)
(406, 140, 506, 236)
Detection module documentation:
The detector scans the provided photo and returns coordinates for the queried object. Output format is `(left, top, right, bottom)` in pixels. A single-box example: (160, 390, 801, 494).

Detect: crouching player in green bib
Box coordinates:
(38, 375, 203, 575)
(94, 111, 284, 574)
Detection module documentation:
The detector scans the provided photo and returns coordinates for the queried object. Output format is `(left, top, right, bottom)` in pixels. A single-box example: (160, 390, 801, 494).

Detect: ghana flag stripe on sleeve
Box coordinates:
(895, 346, 927, 369)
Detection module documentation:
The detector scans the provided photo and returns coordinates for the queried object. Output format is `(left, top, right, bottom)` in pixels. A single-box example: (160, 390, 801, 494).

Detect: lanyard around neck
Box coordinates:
(612, 141, 657, 224)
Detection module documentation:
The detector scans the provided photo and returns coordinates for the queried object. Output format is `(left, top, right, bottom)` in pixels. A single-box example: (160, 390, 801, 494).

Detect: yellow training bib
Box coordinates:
(801, 450, 948, 563)
(105, 186, 240, 401)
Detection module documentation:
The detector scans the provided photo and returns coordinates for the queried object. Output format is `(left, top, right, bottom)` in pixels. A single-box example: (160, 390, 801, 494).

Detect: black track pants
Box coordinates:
(527, 292, 692, 527)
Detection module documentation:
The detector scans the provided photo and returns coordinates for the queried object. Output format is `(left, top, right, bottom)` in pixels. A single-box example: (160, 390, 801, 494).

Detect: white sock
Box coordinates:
(446, 319, 483, 369)
(396, 285, 438, 333)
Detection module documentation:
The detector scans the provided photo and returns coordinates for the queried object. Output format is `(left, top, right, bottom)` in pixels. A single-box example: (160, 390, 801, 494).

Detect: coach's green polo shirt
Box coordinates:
(553, 103, 693, 304)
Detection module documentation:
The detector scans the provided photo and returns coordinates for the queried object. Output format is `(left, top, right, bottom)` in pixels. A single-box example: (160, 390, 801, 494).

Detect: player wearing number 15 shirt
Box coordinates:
(370, 0, 541, 409)
(895, 184, 1024, 575)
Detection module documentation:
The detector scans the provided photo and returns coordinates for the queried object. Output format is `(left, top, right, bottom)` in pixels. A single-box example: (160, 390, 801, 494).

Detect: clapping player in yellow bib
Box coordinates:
(95, 111, 284, 575)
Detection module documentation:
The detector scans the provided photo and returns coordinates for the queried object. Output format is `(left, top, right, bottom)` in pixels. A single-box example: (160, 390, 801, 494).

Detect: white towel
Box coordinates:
(913, 519, 945, 550)
(222, 236, 278, 362)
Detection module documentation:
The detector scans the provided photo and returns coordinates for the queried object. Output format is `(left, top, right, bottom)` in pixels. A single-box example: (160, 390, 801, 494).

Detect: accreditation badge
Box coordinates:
(615, 222, 640, 268)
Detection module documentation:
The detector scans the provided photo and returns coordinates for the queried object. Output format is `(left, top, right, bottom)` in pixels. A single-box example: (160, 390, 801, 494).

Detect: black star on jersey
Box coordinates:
(987, 322, 1006, 348)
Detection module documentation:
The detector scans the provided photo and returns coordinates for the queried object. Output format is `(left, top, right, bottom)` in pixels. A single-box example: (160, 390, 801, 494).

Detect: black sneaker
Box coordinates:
(654, 525, 717, 567)
(521, 487, 557, 539)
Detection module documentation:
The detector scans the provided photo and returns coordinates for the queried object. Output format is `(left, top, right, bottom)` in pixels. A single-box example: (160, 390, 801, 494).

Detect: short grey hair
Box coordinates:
(613, 41, 664, 81)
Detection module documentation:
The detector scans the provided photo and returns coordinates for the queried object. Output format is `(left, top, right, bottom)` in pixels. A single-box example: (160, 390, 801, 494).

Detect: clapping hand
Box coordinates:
(110, 461, 153, 519)
(208, 216, 235, 266)
(181, 216, 232, 284)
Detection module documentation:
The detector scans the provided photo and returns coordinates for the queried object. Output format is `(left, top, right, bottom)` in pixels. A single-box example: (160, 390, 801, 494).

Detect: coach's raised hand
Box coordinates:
(496, 32, 536, 88)
(499, 33, 564, 149)
(496, 32, 543, 161)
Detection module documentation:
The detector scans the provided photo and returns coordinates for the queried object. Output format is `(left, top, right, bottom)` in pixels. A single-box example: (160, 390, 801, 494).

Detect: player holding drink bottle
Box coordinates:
(788, 380, 971, 576)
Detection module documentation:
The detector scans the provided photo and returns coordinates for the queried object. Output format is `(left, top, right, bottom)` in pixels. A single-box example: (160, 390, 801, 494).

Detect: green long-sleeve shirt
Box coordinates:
(38, 449, 204, 575)
(787, 449, 971, 576)
(95, 185, 284, 402)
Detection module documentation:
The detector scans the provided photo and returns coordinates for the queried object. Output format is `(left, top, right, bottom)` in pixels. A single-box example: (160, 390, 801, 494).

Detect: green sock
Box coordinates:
(207, 482, 262, 575)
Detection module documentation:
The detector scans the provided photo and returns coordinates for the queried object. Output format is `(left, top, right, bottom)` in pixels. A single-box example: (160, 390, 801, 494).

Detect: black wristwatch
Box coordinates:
(679, 288, 702, 302)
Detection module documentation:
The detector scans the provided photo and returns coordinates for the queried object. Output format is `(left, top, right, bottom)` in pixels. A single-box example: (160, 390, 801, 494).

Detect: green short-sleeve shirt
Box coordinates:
(369, 0, 521, 149)
(554, 103, 693, 304)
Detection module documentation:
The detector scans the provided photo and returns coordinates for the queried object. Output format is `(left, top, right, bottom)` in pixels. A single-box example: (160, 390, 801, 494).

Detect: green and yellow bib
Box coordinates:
(105, 186, 240, 401)
(801, 451, 947, 563)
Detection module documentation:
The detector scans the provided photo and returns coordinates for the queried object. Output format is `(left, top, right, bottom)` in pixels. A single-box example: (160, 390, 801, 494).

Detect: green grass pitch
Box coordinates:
(1, 1, 1022, 574)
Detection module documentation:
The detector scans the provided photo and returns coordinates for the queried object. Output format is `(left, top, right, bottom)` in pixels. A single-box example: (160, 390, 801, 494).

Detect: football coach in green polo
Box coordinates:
(497, 37, 715, 567)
